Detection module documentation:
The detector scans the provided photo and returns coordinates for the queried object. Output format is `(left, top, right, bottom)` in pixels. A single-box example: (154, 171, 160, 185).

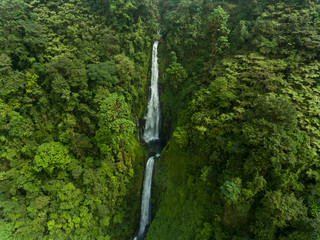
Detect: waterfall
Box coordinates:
(136, 156, 155, 239)
(134, 40, 160, 240)
(143, 41, 160, 143)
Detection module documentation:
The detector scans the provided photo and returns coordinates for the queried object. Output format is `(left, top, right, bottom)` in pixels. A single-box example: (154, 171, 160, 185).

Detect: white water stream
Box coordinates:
(134, 40, 160, 240)
(135, 156, 155, 239)
(143, 41, 160, 143)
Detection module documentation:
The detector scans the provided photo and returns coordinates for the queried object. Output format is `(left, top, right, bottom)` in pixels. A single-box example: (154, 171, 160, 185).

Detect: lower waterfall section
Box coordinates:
(136, 156, 155, 239)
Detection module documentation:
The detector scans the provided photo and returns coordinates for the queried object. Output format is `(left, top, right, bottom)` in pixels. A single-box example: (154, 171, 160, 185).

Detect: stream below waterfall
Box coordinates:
(134, 40, 161, 240)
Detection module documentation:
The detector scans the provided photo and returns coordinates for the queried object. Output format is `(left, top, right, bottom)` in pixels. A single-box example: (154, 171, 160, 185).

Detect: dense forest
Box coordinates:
(0, 0, 159, 239)
(1, 0, 320, 239)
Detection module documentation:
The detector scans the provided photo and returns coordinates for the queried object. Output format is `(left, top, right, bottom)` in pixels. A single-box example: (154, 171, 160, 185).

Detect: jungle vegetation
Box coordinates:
(0, 0, 320, 239)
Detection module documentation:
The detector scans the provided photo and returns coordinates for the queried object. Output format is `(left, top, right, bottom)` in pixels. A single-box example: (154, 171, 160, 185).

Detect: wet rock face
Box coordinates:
(148, 139, 162, 156)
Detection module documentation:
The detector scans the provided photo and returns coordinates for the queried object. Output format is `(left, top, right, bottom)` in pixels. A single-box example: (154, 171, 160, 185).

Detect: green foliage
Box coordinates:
(172, 127, 188, 149)
(0, 0, 28, 62)
(221, 178, 242, 204)
(165, 52, 187, 90)
(33, 142, 71, 174)
(25, 72, 39, 94)
(0, 221, 14, 240)
(87, 61, 119, 89)
(96, 93, 135, 157)
(210, 6, 230, 57)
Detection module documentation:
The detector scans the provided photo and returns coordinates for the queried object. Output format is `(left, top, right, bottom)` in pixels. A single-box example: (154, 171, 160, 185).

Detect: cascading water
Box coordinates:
(143, 41, 160, 143)
(135, 156, 155, 240)
(134, 40, 161, 240)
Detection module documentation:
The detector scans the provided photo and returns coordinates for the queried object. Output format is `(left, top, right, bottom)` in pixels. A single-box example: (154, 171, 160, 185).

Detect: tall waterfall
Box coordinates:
(143, 41, 160, 143)
(134, 41, 160, 240)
